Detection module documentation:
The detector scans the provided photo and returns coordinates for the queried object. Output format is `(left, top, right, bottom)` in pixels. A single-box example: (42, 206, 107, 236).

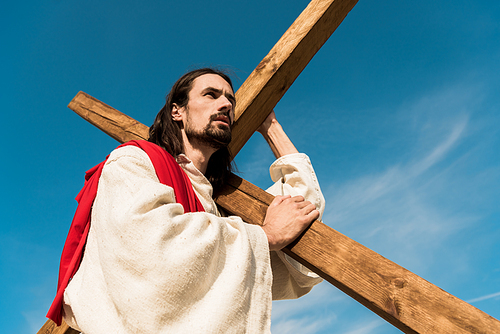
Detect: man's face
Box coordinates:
(174, 74, 235, 149)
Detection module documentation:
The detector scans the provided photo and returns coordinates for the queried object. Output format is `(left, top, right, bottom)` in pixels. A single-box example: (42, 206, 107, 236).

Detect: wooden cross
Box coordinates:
(38, 0, 500, 333)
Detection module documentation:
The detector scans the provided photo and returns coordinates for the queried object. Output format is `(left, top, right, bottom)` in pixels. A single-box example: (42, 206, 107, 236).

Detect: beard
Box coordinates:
(185, 113, 232, 150)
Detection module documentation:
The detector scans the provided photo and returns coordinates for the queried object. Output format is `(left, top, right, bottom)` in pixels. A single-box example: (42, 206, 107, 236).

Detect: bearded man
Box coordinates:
(47, 68, 325, 333)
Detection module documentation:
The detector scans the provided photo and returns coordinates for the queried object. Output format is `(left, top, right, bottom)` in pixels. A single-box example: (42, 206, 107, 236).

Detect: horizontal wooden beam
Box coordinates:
(63, 92, 500, 334)
(68, 92, 149, 143)
(229, 0, 358, 156)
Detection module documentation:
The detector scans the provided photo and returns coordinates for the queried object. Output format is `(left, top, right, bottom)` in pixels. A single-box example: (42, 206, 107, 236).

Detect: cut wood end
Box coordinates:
(67, 91, 87, 107)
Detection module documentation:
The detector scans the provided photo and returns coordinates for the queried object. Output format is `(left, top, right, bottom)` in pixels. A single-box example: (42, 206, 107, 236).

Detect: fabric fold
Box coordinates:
(47, 140, 204, 325)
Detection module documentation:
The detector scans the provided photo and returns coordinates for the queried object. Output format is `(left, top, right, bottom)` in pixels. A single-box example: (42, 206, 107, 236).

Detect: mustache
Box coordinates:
(210, 112, 232, 125)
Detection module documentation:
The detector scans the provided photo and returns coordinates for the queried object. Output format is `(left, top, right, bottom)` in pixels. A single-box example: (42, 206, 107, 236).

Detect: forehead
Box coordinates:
(190, 74, 233, 94)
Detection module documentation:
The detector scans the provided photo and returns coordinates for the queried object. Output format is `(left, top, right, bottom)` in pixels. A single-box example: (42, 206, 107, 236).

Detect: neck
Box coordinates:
(182, 134, 216, 174)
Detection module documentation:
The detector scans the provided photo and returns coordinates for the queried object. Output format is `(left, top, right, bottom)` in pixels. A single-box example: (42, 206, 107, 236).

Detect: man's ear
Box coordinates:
(171, 103, 184, 122)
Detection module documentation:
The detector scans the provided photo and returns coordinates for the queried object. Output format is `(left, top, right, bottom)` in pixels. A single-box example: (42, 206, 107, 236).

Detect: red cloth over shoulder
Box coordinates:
(47, 140, 205, 325)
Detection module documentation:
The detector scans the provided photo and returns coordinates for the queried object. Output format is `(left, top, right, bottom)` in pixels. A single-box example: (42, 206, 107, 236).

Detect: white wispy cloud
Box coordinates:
(467, 291, 500, 304)
(408, 115, 468, 177)
(271, 283, 345, 333)
(341, 319, 385, 334)
(271, 315, 332, 334)
(270, 81, 500, 334)
(233, 79, 499, 333)
(318, 83, 490, 276)
(264, 82, 500, 334)
(324, 116, 471, 246)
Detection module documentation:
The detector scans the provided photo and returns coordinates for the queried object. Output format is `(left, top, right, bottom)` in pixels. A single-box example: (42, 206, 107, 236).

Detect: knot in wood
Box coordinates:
(384, 296, 401, 319)
(392, 278, 407, 289)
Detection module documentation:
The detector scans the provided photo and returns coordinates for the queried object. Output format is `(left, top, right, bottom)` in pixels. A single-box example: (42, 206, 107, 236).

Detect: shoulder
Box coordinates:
(107, 145, 150, 164)
(103, 145, 157, 181)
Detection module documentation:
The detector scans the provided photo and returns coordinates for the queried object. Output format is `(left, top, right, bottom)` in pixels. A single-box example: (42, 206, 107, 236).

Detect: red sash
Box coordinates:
(47, 140, 205, 325)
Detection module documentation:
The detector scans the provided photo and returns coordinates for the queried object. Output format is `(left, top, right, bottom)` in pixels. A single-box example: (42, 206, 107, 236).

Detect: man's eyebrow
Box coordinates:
(203, 87, 236, 106)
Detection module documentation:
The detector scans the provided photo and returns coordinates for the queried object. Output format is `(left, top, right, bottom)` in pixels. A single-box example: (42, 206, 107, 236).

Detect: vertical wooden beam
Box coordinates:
(229, 0, 358, 156)
(68, 0, 359, 158)
(68, 0, 359, 159)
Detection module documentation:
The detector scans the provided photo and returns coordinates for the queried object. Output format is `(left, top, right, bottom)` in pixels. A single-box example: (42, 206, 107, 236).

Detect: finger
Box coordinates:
(279, 195, 292, 202)
(298, 202, 318, 214)
(294, 203, 309, 211)
(290, 195, 305, 202)
(307, 209, 320, 221)
(268, 110, 277, 121)
(295, 200, 314, 210)
(272, 195, 291, 205)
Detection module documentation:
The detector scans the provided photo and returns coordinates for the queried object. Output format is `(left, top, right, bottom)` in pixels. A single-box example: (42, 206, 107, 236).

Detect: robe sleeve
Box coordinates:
(63, 146, 272, 333)
(265, 153, 325, 300)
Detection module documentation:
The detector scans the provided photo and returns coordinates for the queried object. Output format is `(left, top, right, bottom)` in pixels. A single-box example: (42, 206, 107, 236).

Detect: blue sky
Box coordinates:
(2, 0, 499, 333)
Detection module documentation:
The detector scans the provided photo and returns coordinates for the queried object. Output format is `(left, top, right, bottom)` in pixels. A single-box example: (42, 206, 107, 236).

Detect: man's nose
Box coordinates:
(218, 95, 232, 111)
(218, 96, 234, 123)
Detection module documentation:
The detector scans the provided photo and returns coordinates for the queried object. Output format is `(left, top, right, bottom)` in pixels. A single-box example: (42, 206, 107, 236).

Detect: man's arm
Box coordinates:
(257, 110, 298, 158)
(257, 111, 320, 250)
(256, 111, 320, 251)
(257, 111, 326, 299)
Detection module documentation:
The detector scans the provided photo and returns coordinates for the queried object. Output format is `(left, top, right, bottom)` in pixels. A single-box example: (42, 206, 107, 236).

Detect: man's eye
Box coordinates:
(205, 92, 216, 98)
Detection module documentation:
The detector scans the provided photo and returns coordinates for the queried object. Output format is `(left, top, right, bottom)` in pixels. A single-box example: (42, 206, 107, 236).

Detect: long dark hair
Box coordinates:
(148, 68, 235, 192)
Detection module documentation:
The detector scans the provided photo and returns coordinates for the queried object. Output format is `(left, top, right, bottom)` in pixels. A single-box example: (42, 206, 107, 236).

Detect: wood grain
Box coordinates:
(229, 0, 358, 156)
(47, 0, 500, 328)
(65, 91, 500, 334)
(68, 1, 359, 159)
(37, 319, 79, 334)
(68, 91, 149, 143)
(215, 173, 500, 334)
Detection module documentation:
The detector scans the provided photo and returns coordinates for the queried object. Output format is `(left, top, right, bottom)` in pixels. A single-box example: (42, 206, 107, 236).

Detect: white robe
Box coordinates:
(63, 146, 325, 333)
